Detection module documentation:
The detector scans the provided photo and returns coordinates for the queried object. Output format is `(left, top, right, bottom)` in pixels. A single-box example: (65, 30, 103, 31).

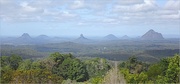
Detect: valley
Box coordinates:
(1, 29, 179, 62)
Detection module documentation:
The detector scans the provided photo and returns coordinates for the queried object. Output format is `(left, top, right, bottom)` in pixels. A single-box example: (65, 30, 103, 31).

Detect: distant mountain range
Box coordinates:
(1, 29, 170, 45)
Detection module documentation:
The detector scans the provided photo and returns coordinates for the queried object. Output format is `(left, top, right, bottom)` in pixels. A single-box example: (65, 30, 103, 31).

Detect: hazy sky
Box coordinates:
(0, 0, 180, 37)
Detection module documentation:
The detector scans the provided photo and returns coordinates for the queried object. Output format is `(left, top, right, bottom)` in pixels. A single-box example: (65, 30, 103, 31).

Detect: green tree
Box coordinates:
(147, 64, 162, 81)
(0, 65, 14, 83)
(85, 58, 111, 78)
(51, 52, 88, 82)
(0, 56, 10, 67)
(60, 58, 88, 81)
(12, 69, 64, 83)
(18, 59, 32, 70)
(9, 55, 23, 70)
(165, 54, 180, 83)
(0, 55, 22, 70)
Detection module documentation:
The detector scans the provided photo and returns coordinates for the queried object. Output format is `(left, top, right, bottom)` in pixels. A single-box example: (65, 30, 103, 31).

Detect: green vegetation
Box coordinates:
(0, 54, 64, 83)
(119, 54, 180, 83)
(0, 52, 110, 83)
(85, 58, 111, 78)
(1, 52, 179, 83)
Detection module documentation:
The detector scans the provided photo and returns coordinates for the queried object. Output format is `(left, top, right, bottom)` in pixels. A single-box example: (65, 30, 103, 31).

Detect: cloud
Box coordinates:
(164, 0, 180, 10)
(113, 0, 157, 12)
(0, 0, 179, 25)
(0, 0, 11, 4)
(156, 10, 178, 15)
(20, 2, 44, 13)
(61, 11, 77, 17)
(70, 0, 84, 9)
(115, 0, 144, 5)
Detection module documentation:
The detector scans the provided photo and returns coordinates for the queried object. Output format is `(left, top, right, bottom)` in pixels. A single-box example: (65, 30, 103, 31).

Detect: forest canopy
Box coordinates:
(0, 53, 179, 83)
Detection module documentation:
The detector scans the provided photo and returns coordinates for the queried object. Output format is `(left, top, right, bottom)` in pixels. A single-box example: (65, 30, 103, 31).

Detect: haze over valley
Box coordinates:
(1, 29, 179, 62)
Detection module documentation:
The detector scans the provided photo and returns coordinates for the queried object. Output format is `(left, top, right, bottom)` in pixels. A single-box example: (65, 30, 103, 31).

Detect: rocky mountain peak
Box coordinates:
(79, 34, 86, 39)
(141, 29, 164, 40)
(20, 33, 31, 39)
(21, 33, 30, 37)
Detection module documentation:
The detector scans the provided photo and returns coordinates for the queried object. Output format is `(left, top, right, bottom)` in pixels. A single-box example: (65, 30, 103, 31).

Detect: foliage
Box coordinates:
(84, 58, 111, 78)
(11, 69, 63, 83)
(165, 54, 180, 83)
(90, 76, 103, 84)
(0, 52, 91, 83)
(0, 65, 14, 83)
(51, 52, 88, 82)
(121, 68, 148, 83)
(18, 59, 32, 70)
(1, 52, 179, 83)
(119, 56, 149, 74)
(0, 55, 22, 70)
(120, 54, 180, 83)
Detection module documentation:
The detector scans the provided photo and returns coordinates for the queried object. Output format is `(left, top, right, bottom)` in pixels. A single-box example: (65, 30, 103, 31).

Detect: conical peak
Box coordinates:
(104, 34, 118, 40)
(148, 29, 155, 32)
(141, 29, 164, 40)
(80, 34, 84, 37)
(22, 33, 30, 37)
(106, 34, 116, 37)
(78, 34, 87, 39)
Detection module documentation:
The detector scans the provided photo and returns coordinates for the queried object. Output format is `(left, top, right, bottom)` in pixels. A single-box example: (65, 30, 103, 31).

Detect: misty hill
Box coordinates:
(74, 34, 92, 43)
(19, 33, 32, 40)
(36, 35, 49, 39)
(104, 34, 118, 40)
(141, 29, 164, 40)
(34, 35, 51, 44)
(121, 35, 130, 39)
(15, 33, 34, 44)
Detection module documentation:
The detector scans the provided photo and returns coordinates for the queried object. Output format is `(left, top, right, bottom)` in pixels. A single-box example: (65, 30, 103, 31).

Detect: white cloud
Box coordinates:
(70, 0, 84, 9)
(160, 14, 180, 19)
(0, 0, 179, 25)
(20, 2, 44, 13)
(115, 0, 144, 5)
(102, 18, 116, 23)
(156, 10, 178, 15)
(164, 0, 180, 10)
(43, 9, 59, 16)
(0, 0, 11, 4)
(61, 11, 77, 17)
(122, 17, 131, 20)
(113, 0, 157, 12)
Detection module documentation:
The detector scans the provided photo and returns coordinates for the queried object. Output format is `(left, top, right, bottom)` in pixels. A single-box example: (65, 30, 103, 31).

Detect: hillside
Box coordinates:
(104, 34, 119, 40)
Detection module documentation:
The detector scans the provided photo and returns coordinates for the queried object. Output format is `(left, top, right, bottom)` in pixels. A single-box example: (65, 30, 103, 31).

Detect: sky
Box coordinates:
(0, 0, 180, 37)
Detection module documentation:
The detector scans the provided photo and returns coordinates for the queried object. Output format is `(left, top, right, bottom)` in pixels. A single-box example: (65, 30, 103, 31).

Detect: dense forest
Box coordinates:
(1, 52, 179, 83)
